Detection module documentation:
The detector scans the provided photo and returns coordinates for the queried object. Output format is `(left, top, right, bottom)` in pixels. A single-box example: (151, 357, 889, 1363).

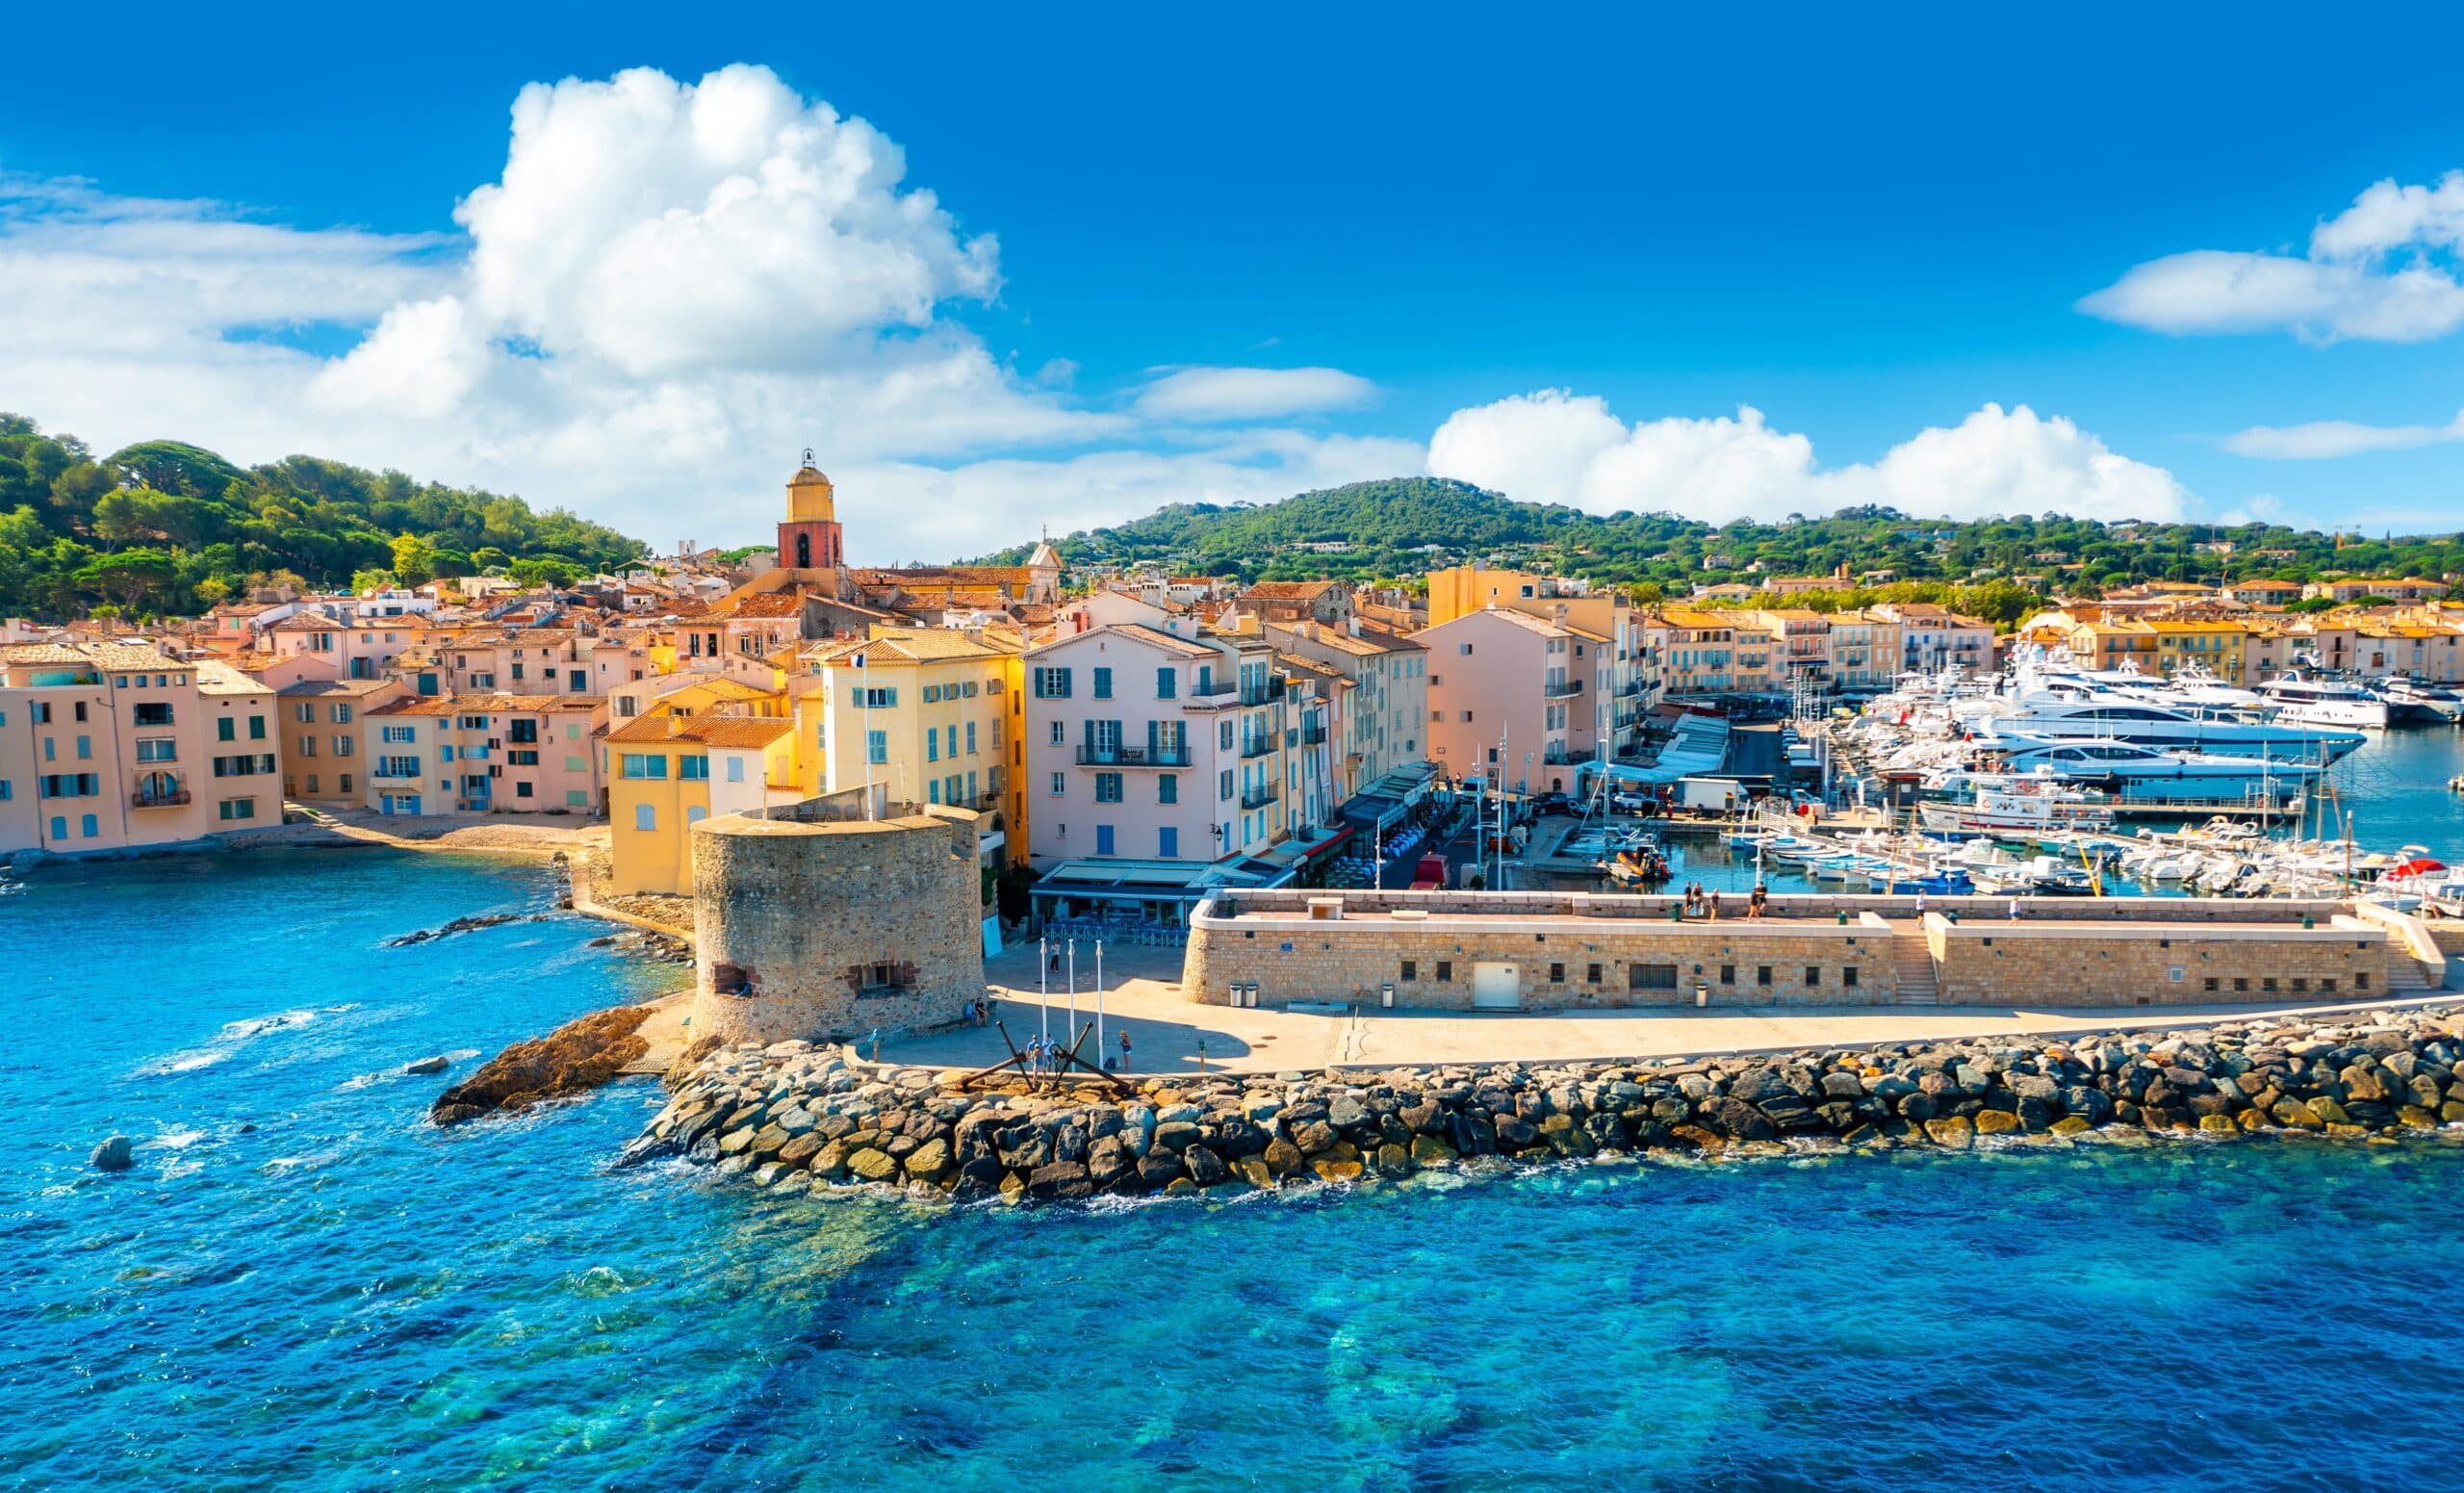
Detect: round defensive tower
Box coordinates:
(689, 796, 986, 1048)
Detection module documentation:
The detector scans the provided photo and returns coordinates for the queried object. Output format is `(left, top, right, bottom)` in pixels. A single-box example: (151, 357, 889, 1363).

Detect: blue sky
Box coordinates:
(5, 3, 2462, 557)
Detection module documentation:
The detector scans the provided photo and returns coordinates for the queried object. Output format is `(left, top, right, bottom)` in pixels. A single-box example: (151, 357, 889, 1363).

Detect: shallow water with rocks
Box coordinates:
(13, 847, 2464, 1490)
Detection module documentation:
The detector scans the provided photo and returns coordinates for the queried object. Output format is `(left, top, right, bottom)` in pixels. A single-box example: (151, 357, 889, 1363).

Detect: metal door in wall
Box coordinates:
(1472, 962, 1521, 1009)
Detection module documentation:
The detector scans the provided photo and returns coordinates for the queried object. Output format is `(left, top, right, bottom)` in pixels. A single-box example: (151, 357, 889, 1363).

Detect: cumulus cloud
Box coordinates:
(2080, 170, 2464, 343)
(1426, 390, 2189, 523)
(854, 429, 1425, 558)
(1133, 366, 1375, 422)
(2222, 409, 2464, 460)
(0, 68, 1272, 558)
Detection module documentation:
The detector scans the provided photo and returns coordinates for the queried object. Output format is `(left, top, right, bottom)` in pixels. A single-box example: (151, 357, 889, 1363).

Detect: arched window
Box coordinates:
(796, 532, 812, 568)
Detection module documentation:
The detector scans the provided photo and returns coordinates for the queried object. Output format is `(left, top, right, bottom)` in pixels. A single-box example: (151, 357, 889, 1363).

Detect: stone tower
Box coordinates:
(689, 788, 986, 1047)
(777, 456, 845, 578)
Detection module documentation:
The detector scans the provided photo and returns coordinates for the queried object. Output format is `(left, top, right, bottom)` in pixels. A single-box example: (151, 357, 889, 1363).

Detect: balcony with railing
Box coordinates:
(1075, 744, 1191, 768)
(1239, 734, 1275, 759)
(1240, 782, 1280, 811)
(131, 774, 190, 809)
(1300, 724, 1328, 745)
(1189, 678, 1286, 708)
(1543, 679, 1582, 699)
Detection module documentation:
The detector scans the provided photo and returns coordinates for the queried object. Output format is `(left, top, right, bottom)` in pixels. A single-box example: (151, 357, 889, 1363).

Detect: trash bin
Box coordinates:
(1695, 983, 1709, 1008)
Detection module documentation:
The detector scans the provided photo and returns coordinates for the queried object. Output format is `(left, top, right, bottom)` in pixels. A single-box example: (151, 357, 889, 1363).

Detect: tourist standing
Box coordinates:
(1707, 889, 1722, 922)
(1118, 1029, 1133, 1072)
(1913, 890, 1926, 920)
(2008, 896, 2022, 922)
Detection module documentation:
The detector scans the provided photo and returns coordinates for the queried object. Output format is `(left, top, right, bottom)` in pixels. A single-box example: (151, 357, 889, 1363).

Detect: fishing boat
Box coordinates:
(1916, 779, 2115, 838)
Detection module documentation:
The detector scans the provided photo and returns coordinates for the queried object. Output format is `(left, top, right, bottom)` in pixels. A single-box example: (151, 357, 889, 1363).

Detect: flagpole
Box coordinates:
(856, 648, 875, 820)
(1066, 939, 1078, 1053)
(1095, 940, 1105, 1067)
(1039, 935, 1050, 1047)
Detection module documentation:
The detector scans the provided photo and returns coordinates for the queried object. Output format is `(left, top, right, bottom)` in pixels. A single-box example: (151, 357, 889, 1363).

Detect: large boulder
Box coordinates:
(90, 1135, 134, 1172)
(1703, 1097, 1777, 1142)
(430, 1003, 654, 1125)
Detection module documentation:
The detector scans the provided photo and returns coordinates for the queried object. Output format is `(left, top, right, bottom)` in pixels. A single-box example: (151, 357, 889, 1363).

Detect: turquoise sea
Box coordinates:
(11, 830, 2464, 1488)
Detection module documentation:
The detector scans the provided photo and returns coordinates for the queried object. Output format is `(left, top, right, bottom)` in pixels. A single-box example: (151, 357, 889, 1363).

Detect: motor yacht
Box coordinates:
(1955, 734, 2323, 802)
(2372, 677, 2464, 725)
(2256, 672, 2389, 730)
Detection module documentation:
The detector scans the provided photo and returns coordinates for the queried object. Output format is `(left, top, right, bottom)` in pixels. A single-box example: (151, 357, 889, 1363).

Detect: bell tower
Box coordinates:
(778, 450, 845, 576)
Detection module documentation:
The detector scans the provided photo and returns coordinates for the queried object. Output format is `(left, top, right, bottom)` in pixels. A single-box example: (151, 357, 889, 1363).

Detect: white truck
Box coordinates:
(1673, 777, 1751, 812)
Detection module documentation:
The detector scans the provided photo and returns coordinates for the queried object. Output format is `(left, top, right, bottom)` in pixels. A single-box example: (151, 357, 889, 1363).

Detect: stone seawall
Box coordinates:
(1184, 890, 2433, 1011)
(618, 1003, 2464, 1201)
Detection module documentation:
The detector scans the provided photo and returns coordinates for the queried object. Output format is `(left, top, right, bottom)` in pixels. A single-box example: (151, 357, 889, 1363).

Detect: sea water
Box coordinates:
(9, 847, 2464, 1491)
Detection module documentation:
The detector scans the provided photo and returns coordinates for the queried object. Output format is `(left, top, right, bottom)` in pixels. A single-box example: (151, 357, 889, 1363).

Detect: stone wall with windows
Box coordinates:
(1182, 890, 2420, 1011)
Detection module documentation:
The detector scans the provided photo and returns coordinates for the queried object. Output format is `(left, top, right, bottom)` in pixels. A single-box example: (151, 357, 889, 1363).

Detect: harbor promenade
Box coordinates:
(876, 939, 2460, 1076)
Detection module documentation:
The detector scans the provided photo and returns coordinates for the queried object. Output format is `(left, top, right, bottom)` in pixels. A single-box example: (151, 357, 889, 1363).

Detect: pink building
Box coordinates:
(361, 693, 607, 815)
(0, 643, 280, 854)
(268, 611, 432, 681)
(1419, 607, 1620, 793)
(1022, 623, 1291, 868)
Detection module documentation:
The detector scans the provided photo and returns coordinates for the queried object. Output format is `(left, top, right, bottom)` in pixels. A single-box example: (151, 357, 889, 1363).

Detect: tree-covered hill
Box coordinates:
(0, 414, 645, 620)
(969, 476, 2464, 597)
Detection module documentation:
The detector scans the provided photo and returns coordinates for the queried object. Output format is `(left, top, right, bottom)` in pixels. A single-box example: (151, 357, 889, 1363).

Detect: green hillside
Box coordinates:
(969, 476, 2464, 603)
(0, 414, 645, 620)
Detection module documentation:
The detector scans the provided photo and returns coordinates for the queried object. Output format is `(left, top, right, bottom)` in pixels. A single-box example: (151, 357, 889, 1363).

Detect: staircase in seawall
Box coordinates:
(1890, 932, 1939, 1006)
(2383, 956, 2434, 994)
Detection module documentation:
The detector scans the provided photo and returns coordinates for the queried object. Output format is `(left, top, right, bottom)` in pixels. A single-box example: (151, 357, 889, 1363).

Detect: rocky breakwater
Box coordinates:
(617, 1004, 2464, 1201)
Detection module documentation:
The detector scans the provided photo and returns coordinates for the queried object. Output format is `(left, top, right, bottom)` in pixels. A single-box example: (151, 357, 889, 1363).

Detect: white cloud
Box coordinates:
(2222, 409, 2464, 459)
(1426, 391, 2189, 523)
(452, 64, 1000, 380)
(2215, 494, 2287, 527)
(1133, 366, 1375, 422)
(0, 69, 1178, 559)
(852, 429, 1424, 559)
(2080, 170, 2464, 342)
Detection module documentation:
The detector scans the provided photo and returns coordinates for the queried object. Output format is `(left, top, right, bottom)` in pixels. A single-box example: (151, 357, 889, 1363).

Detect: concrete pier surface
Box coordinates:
(874, 940, 2459, 1077)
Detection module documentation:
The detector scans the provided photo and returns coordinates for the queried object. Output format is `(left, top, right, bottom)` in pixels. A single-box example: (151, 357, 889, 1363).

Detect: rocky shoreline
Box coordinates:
(616, 1003, 2464, 1201)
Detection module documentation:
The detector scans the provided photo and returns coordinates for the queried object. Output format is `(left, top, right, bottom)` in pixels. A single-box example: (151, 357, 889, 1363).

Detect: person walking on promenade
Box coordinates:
(1118, 1029, 1133, 1072)
(2008, 896, 2022, 922)
(1913, 890, 1926, 920)
(1707, 889, 1722, 922)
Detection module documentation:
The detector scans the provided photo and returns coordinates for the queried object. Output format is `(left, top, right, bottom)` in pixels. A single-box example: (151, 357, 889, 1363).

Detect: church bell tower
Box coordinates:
(778, 450, 845, 576)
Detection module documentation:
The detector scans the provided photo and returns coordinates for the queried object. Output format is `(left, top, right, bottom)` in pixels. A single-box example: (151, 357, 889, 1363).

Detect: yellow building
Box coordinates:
(2147, 618, 2249, 682)
(603, 713, 799, 895)
(2066, 621, 2157, 672)
(793, 627, 1027, 864)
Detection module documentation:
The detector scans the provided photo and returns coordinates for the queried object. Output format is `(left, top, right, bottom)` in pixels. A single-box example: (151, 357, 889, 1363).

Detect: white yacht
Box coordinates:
(2374, 677, 2464, 725)
(2256, 672, 2389, 730)
(1955, 695, 2366, 763)
(1956, 735, 2323, 800)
